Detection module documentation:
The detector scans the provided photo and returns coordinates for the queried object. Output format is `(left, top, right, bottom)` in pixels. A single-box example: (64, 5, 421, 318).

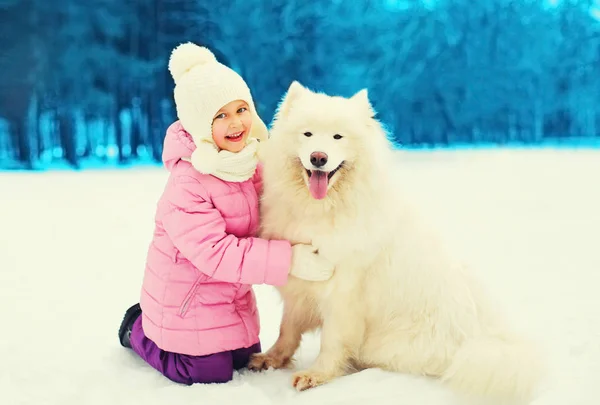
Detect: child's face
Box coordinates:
(211, 100, 253, 153)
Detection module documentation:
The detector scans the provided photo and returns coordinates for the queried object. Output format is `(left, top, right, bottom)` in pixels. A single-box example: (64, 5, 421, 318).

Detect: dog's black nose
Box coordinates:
(310, 152, 328, 168)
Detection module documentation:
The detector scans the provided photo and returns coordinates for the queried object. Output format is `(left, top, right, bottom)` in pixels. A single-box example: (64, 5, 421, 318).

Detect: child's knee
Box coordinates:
(192, 365, 233, 384)
(179, 351, 234, 385)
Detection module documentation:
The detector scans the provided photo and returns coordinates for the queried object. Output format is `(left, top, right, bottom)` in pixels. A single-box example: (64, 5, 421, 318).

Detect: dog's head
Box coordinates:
(266, 81, 390, 201)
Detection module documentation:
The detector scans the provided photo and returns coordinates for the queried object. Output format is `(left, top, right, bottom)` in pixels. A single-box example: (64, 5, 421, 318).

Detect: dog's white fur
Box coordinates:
(250, 82, 545, 403)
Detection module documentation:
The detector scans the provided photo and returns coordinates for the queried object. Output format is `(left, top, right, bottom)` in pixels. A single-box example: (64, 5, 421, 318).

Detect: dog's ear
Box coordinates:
(275, 81, 306, 119)
(351, 88, 376, 118)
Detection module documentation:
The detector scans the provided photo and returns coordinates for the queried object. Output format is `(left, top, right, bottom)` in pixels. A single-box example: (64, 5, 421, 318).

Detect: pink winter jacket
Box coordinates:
(139, 121, 292, 356)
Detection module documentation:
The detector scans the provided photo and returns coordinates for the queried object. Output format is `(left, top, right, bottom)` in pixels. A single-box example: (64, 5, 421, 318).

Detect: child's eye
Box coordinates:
(333, 134, 343, 140)
(237, 107, 247, 113)
(214, 113, 226, 119)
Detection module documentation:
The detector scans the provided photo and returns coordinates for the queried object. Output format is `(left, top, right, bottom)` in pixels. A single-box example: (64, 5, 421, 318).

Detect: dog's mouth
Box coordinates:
(303, 163, 344, 200)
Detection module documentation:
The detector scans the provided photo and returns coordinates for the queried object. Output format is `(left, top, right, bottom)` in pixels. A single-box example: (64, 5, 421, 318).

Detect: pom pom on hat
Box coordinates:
(169, 42, 217, 84)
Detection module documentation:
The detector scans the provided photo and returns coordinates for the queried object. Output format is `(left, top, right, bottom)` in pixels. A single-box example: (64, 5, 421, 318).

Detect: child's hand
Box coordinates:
(289, 244, 334, 281)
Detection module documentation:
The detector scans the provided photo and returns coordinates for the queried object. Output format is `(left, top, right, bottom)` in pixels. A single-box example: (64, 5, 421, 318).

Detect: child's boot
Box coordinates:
(118, 303, 142, 348)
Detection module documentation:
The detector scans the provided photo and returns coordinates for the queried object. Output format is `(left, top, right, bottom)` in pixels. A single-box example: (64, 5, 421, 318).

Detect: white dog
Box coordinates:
(249, 81, 545, 404)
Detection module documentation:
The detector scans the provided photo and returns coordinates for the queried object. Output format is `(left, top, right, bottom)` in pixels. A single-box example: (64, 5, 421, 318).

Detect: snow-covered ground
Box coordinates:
(1, 148, 599, 405)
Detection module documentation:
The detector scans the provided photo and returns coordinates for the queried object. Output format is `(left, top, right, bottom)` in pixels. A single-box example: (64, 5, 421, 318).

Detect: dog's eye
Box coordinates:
(333, 134, 343, 140)
(304, 132, 312, 137)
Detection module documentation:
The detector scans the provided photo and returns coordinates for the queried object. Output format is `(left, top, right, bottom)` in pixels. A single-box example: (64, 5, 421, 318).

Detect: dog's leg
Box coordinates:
(291, 301, 365, 391)
(248, 298, 320, 371)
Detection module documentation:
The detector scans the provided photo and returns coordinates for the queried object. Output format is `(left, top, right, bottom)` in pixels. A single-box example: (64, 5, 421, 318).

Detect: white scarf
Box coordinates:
(182, 138, 259, 182)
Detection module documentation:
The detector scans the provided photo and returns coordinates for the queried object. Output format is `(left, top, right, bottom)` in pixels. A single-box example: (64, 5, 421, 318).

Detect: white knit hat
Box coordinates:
(168, 42, 269, 146)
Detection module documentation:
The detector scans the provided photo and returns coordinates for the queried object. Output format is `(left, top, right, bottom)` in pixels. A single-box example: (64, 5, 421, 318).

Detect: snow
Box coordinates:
(1, 148, 599, 405)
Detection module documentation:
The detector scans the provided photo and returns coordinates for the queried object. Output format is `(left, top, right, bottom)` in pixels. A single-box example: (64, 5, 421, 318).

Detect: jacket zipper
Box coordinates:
(243, 183, 253, 236)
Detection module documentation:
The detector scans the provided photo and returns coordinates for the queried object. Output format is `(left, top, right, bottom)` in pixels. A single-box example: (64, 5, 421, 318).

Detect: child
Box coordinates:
(118, 43, 334, 385)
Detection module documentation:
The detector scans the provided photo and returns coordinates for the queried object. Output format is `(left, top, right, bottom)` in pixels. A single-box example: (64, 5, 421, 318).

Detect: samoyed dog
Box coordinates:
(249, 81, 545, 403)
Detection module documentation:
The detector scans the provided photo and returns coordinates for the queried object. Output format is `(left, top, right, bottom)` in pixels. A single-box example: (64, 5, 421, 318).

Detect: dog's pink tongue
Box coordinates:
(309, 171, 328, 200)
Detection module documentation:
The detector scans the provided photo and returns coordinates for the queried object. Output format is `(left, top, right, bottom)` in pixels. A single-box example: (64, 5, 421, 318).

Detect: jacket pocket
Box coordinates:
(179, 277, 202, 317)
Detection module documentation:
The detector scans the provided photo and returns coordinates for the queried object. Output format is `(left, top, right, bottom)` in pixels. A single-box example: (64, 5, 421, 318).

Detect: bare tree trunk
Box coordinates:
(585, 106, 595, 137)
(57, 109, 78, 168)
(112, 95, 125, 164)
(508, 112, 517, 142)
(13, 117, 33, 169)
(129, 7, 142, 159)
(533, 99, 544, 142)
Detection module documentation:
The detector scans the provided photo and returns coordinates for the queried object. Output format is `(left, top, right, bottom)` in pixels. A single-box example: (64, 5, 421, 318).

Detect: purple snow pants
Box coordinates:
(129, 316, 261, 385)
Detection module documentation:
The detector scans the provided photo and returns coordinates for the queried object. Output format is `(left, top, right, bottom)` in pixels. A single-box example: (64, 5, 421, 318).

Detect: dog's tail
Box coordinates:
(441, 334, 545, 404)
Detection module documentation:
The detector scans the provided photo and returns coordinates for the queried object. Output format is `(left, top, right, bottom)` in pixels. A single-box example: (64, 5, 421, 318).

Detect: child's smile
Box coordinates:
(225, 130, 245, 142)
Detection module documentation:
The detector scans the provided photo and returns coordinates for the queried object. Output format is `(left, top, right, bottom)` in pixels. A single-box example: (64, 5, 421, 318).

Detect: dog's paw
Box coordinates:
(292, 370, 329, 391)
(248, 353, 291, 372)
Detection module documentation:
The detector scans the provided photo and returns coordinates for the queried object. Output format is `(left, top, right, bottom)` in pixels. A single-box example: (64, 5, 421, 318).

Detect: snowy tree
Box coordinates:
(0, 0, 598, 169)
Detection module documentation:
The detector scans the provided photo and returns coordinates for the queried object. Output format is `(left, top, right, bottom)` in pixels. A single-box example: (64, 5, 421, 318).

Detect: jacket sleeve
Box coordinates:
(161, 175, 291, 286)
